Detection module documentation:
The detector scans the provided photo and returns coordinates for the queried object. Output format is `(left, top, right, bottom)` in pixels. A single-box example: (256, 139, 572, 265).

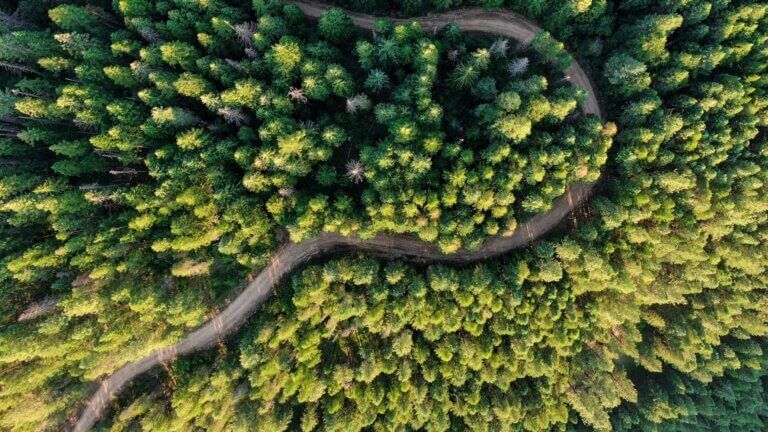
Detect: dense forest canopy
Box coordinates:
(0, 0, 767, 431)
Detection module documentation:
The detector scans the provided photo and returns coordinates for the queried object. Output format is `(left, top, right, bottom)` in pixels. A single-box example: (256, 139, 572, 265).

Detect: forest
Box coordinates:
(0, 0, 767, 431)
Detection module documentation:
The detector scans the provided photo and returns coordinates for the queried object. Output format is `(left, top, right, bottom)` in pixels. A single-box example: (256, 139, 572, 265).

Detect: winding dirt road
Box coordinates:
(71, 4, 603, 431)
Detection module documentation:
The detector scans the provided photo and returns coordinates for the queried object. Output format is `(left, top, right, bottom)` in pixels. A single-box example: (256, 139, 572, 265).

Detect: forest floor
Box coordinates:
(71, 3, 604, 431)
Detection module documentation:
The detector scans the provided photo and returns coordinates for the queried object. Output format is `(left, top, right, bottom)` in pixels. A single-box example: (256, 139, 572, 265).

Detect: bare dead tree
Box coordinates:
(231, 22, 257, 48)
(84, 191, 118, 205)
(490, 38, 509, 56)
(244, 48, 258, 59)
(298, 120, 316, 132)
(0, 124, 21, 138)
(0, 115, 22, 125)
(109, 168, 145, 176)
(288, 87, 308, 104)
(0, 9, 27, 30)
(130, 61, 152, 79)
(18, 296, 61, 322)
(346, 94, 371, 113)
(93, 149, 122, 159)
(73, 118, 99, 131)
(345, 160, 366, 184)
(10, 88, 48, 99)
(137, 27, 162, 43)
(79, 183, 123, 191)
(507, 57, 530, 76)
(0, 61, 41, 76)
(218, 107, 248, 125)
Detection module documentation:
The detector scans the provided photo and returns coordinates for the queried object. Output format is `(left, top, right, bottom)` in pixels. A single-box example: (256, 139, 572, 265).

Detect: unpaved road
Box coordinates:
(72, 4, 603, 431)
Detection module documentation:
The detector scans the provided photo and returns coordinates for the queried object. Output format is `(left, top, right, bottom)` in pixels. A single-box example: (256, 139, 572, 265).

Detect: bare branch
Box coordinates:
(218, 107, 248, 125)
(288, 87, 308, 104)
(490, 38, 509, 56)
(0, 9, 27, 30)
(0, 61, 41, 76)
(109, 168, 144, 176)
(507, 57, 529, 76)
(244, 48, 258, 59)
(231, 22, 257, 48)
(93, 149, 122, 159)
(18, 296, 61, 322)
(79, 183, 122, 190)
(345, 160, 366, 184)
(137, 27, 162, 43)
(346, 94, 371, 114)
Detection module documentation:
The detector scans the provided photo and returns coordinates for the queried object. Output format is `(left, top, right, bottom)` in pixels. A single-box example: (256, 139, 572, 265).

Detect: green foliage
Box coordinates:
(267, 38, 302, 77)
(600, 357, 768, 431)
(531, 31, 572, 71)
(232, 257, 593, 431)
(318, 8, 355, 44)
(48, 5, 97, 33)
(604, 53, 651, 97)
